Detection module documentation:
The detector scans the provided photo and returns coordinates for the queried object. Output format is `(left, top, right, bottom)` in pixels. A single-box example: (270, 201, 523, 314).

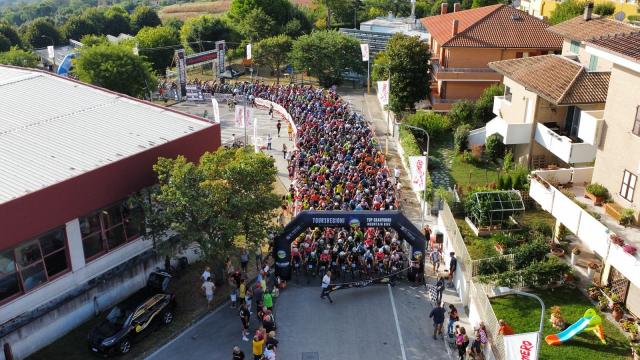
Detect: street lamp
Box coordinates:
(493, 287, 545, 359)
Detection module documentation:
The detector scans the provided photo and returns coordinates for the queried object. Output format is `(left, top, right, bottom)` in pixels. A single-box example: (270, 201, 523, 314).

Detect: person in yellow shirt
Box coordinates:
(239, 278, 246, 305)
(252, 334, 265, 360)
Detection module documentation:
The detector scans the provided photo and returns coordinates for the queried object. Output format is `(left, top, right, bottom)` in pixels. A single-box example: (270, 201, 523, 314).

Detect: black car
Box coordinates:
(88, 271, 176, 356)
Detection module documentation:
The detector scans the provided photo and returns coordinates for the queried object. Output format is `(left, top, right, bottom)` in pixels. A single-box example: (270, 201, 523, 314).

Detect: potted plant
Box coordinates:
(620, 208, 637, 226)
(571, 247, 581, 265)
(550, 245, 565, 257)
(611, 233, 625, 247)
(631, 342, 640, 360)
(598, 295, 609, 311)
(585, 183, 609, 205)
(624, 244, 638, 256)
(613, 303, 625, 321)
(588, 285, 600, 300)
(550, 306, 566, 330)
(630, 323, 639, 342)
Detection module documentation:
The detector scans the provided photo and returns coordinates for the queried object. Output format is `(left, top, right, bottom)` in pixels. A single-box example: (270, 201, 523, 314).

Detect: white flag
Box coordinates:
(253, 117, 258, 153)
(246, 43, 252, 60)
(377, 80, 390, 106)
(47, 45, 55, 59)
(360, 43, 369, 62)
(503, 332, 539, 360)
(211, 98, 220, 123)
(235, 105, 254, 128)
(409, 156, 427, 192)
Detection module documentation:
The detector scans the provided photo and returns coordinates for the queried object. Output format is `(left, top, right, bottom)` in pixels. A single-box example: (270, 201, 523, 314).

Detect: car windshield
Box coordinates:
(105, 306, 130, 327)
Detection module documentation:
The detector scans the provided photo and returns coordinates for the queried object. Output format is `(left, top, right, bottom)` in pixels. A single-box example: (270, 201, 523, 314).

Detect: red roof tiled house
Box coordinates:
(421, 3, 563, 112)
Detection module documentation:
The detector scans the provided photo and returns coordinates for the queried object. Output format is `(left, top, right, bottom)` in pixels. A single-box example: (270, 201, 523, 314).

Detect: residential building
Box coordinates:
(520, 0, 639, 21)
(420, 3, 562, 112)
(0, 66, 220, 359)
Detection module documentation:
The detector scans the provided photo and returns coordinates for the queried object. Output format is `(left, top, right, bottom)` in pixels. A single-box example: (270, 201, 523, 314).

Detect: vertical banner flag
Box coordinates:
(211, 98, 220, 123)
(216, 40, 226, 74)
(503, 332, 539, 360)
(47, 45, 55, 59)
(246, 43, 252, 60)
(253, 117, 258, 153)
(377, 80, 390, 106)
(409, 156, 426, 192)
(234, 106, 254, 128)
(176, 49, 187, 98)
(360, 43, 369, 62)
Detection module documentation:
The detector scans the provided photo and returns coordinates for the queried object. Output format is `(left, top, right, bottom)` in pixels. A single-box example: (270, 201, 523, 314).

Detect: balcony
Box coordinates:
(431, 60, 503, 82)
(485, 116, 533, 145)
(534, 123, 597, 164)
(529, 169, 640, 286)
(578, 110, 604, 146)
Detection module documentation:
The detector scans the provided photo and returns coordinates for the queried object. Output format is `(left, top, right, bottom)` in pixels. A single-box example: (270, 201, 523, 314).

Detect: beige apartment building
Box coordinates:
(420, 3, 562, 112)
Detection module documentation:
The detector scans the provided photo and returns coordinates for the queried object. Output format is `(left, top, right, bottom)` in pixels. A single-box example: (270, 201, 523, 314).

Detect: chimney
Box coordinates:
(441, 3, 448, 15)
(453, 2, 461, 12)
(583, 2, 594, 21)
(452, 19, 459, 36)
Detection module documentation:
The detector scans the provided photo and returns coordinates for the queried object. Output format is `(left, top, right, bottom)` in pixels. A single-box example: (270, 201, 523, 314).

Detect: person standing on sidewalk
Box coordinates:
(456, 327, 469, 360)
(435, 276, 445, 305)
(240, 302, 251, 341)
(240, 248, 249, 274)
(267, 134, 273, 150)
(430, 248, 441, 273)
(447, 304, 459, 336)
(276, 119, 281, 137)
(320, 270, 333, 303)
(429, 302, 446, 340)
(282, 143, 287, 159)
(252, 334, 264, 360)
(448, 252, 457, 288)
(201, 277, 215, 310)
(287, 123, 293, 140)
(232, 346, 245, 360)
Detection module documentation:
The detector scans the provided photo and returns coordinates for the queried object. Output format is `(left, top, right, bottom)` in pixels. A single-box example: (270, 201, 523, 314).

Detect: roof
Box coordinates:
(547, 14, 639, 42)
(420, 4, 562, 49)
(588, 32, 640, 64)
(0, 66, 213, 204)
(489, 55, 610, 105)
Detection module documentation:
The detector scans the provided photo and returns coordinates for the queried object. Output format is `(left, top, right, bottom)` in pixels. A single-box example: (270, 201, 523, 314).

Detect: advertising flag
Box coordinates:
(47, 45, 55, 59)
(377, 80, 390, 106)
(503, 332, 539, 360)
(246, 43, 252, 60)
(360, 43, 370, 62)
(409, 156, 426, 192)
(211, 98, 220, 123)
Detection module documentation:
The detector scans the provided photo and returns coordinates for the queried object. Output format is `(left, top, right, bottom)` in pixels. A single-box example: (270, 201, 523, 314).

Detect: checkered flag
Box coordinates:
(426, 284, 438, 304)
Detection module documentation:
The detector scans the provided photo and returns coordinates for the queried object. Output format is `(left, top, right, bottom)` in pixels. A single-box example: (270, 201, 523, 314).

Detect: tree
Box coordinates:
(282, 18, 303, 37)
(104, 7, 131, 36)
(448, 100, 476, 128)
(0, 22, 22, 48)
(386, 33, 430, 113)
(0, 34, 10, 52)
(136, 26, 180, 74)
(253, 35, 292, 84)
(289, 30, 364, 87)
(62, 14, 99, 40)
(82, 8, 108, 34)
(472, 0, 501, 8)
(163, 17, 184, 33)
(74, 43, 155, 98)
(130, 5, 161, 33)
(0, 46, 40, 67)
(180, 15, 238, 52)
(80, 34, 107, 46)
(20, 17, 63, 47)
(549, 0, 584, 25)
(371, 50, 389, 82)
(237, 7, 275, 42)
(474, 83, 504, 125)
(145, 149, 279, 266)
(594, 2, 615, 16)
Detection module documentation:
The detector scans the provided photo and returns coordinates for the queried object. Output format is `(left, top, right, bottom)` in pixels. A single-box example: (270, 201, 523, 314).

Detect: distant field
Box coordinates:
(159, 1, 231, 22)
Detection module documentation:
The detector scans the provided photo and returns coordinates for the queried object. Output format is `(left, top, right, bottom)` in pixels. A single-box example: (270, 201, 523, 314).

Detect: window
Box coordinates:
(504, 86, 513, 102)
(633, 106, 640, 137)
(80, 199, 144, 261)
(0, 227, 69, 303)
(620, 170, 638, 202)
(588, 55, 598, 71)
(570, 40, 580, 54)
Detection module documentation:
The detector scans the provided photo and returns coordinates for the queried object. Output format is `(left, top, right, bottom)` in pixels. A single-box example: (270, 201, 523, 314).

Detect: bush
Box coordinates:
(510, 239, 549, 269)
(493, 233, 517, 248)
(594, 2, 616, 16)
(586, 183, 609, 198)
(477, 256, 511, 276)
(529, 220, 553, 237)
(620, 208, 636, 226)
(502, 150, 513, 171)
(478, 257, 570, 289)
(404, 111, 451, 140)
(474, 84, 504, 125)
(454, 124, 472, 153)
(448, 100, 476, 129)
(628, 15, 640, 22)
(485, 134, 505, 161)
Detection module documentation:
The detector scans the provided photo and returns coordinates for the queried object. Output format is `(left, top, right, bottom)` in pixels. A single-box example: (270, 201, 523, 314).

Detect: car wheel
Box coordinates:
(162, 311, 174, 325)
(119, 339, 131, 354)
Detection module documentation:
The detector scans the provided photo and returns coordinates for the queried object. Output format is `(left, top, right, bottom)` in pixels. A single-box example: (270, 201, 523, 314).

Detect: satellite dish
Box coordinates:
(614, 12, 625, 21)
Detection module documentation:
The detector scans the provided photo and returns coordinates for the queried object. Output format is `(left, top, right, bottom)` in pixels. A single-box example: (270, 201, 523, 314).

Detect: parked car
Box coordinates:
(87, 271, 176, 356)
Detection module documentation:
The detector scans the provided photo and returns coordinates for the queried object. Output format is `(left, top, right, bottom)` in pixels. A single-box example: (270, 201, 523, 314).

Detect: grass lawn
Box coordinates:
(518, 210, 557, 230)
(455, 218, 498, 260)
(491, 287, 630, 360)
(449, 152, 501, 188)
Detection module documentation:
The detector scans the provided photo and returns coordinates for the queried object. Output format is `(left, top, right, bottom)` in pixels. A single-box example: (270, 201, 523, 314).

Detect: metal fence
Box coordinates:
(469, 280, 505, 360)
(441, 202, 473, 284)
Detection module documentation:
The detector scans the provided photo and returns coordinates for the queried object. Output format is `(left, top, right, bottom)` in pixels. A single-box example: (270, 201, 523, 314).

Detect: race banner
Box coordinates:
(504, 332, 539, 360)
(216, 40, 226, 74)
(234, 105, 254, 128)
(246, 43, 252, 60)
(176, 49, 187, 98)
(360, 43, 369, 62)
(377, 80, 389, 106)
(409, 156, 427, 192)
(211, 98, 220, 123)
(185, 84, 202, 102)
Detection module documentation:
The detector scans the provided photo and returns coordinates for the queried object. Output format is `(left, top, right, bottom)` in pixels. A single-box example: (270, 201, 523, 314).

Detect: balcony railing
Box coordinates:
(578, 110, 604, 146)
(534, 123, 597, 164)
(485, 116, 533, 145)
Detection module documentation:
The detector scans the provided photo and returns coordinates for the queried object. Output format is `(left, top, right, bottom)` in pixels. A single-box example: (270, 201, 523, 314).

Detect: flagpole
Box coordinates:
(367, 59, 370, 95)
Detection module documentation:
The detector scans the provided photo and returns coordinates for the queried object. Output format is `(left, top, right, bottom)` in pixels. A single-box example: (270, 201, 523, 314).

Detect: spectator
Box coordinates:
(429, 303, 446, 340)
(447, 304, 459, 336)
(201, 277, 215, 310)
(201, 266, 211, 283)
(456, 327, 469, 360)
(252, 334, 264, 360)
(276, 119, 281, 137)
(240, 248, 249, 273)
(232, 346, 245, 360)
(448, 252, 457, 288)
(320, 270, 334, 304)
(430, 248, 441, 273)
(498, 319, 514, 336)
(266, 331, 279, 352)
(287, 122, 293, 140)
(240, 302, 250, 341)
(435, 276, 445, 305)
(469, 332, 483, 359)
(263, 343, 276, 360)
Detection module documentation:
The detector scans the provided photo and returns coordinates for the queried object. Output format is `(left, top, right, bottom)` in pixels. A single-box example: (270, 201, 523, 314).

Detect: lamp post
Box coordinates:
(493, 287, 545, 360)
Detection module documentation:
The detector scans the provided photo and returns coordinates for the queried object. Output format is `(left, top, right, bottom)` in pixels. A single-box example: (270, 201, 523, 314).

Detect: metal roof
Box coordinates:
(0, 66, 213, 204)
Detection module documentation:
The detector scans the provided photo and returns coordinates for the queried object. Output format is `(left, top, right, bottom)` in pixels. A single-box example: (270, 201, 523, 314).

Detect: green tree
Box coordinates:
(594, 1, 615, 16)
(20, 17, 63, 47)
(180, 15, 237, 52)
(104, 7, 131, 36)
(130, 5, 161, 33)
(136, 25, 180, 74)
(146, 149, 279, 265)
(371, 50, 389, 82)
(163, 17, 184, 33)
(0, 34, 11, 51)
(289, 30, 364, 87)
(0, 46, 40, 67)
(74, 43, 155, 98)
(237, 7, 275, 42)
(386, 33, 430, 113)
(549, 0, 585, 25)
(0, 22, 22, 47)
(62, 14, 99, 40)
(80, 33, 107, 46)
(229, 0, 304, 30)
(448, 100, 476, 128)
(474, 83, 504, 125)
(282, 18, 303, 37)
(253, 34, 292, 84)
(471, 0, 501, 8)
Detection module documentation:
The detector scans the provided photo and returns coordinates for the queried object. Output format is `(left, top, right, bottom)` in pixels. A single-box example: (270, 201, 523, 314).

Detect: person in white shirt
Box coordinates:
(393, 167, 401, 181)
(201, 277, 215, 310)
(320, 271, 333, 304)
(201, 266, 211, 283)
(263, 343, 276, 360)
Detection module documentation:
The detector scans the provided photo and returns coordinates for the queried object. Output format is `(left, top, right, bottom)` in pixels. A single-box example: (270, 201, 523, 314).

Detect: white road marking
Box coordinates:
(387, 284, 408, 360)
